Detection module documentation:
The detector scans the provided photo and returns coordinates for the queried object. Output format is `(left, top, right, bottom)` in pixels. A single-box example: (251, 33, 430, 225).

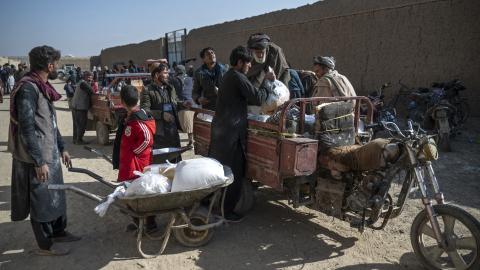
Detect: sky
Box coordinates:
(1, 0, 317, 57)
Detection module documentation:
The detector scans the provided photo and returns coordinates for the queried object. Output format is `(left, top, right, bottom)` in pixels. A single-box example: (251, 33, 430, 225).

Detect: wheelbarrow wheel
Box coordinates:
(173, 214, 214, 247)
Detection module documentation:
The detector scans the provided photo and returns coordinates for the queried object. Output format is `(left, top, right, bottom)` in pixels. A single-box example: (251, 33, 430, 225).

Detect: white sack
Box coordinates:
(171, 158, 228, 192)
(143, 162, 176, 180)
(94, 185, 126, 217)
(261, 80, 290, 113)
(124, 171, 171, 196)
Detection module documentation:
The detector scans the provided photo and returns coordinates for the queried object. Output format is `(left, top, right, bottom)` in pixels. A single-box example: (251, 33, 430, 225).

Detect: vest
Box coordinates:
(8, 82, 58, 164)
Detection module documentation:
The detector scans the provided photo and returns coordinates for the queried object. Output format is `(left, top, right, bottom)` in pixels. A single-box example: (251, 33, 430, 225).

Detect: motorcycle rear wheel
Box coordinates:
(411, 204, 480, 270)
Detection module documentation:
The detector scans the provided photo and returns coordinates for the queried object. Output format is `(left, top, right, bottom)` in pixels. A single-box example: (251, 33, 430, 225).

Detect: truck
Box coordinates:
(86, 73, 150, 144)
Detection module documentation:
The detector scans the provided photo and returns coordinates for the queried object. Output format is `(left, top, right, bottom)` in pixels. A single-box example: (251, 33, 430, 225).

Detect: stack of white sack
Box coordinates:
(124, 171, 172, 196)
(248, 79, 290, 115)
(171, 157, 228, 192)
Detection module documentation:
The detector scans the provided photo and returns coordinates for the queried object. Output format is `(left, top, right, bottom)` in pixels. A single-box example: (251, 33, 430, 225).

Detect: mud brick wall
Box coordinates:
(99, 38, 166, 70)
(185, 0, 480, 115)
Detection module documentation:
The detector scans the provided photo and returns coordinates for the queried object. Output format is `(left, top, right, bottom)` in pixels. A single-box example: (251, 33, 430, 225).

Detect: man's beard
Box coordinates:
(253, 51, 266, 64)
(48, 70, 58, 80)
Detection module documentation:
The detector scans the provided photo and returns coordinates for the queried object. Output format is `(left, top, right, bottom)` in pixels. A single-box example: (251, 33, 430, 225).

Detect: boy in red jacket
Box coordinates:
(113, 85, 157, 231)
(114, 85, 156, 181)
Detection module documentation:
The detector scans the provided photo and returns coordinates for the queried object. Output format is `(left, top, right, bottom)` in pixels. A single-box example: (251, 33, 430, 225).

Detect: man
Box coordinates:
(192, 47, 227, 111)
(14, 63, 28, 82)
(246, 33, 290, 88)
(311, 56, 356, 98)
(1, 64, 11, 94)
(171, 65, 195, 146)
(8, 45, 80, 256)
(141, 64, 185, 163)
(209, 46, 273, 221)
(71, 71, 94, 144)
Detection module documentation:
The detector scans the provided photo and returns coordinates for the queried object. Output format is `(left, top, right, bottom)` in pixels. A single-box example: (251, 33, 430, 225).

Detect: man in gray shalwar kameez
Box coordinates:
(8, 45, 81, 256)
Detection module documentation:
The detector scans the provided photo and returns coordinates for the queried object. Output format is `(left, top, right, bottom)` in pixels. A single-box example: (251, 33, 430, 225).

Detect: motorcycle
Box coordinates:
(406, 80, 469, 151)
(315, 120, 480, 270)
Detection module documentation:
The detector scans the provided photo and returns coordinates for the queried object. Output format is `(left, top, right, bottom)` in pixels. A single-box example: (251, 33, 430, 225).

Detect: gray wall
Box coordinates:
(185, 0, 480, 115)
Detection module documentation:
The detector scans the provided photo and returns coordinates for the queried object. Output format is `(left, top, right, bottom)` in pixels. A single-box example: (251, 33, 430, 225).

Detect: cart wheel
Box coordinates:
(96, 121, 110, 145)
(173, 214, 214, 247)
(234, 178, 255, 216)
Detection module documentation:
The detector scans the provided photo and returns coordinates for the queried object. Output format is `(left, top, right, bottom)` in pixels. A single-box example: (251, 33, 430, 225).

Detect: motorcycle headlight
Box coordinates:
(422, 137, 439, 161)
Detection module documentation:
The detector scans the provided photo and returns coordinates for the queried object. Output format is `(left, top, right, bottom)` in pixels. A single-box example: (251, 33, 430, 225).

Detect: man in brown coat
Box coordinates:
(246, 33, 290, 88)
(311, 56, 356, 98)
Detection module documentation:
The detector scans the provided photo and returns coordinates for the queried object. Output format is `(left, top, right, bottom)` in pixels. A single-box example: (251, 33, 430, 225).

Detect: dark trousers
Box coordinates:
(73, 109, 88, 142)
(223, 142, 246, 214)
(30, 215, 67, 250)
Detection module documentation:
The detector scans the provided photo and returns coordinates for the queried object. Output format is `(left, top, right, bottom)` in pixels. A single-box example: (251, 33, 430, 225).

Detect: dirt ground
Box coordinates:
(0, 80, 479, 270)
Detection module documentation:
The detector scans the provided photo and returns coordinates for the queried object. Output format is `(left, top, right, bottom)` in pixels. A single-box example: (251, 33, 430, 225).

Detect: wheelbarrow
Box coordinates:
(49, 147, 233, 258)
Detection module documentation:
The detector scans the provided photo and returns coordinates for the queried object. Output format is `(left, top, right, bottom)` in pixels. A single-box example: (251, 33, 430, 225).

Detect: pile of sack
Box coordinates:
(94, 158, 229, 217)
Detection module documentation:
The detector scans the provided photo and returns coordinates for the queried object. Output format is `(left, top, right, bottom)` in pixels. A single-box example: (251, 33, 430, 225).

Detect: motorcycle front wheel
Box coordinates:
(411, 204, 480, 270)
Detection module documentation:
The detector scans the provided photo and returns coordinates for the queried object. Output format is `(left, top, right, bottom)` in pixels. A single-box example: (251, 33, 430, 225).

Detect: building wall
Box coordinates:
(58, 57, 91, 70)
(185, 0, 480, 115)
(99, 38, 165, 70)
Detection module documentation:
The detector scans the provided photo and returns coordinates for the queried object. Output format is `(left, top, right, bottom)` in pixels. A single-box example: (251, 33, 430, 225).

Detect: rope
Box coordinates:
(247, 128, 300, 138)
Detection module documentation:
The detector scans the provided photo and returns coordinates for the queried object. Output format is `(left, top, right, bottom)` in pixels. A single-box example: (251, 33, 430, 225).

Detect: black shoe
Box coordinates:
(76, 140, 90, 145)
(125, 223, 138, 232)
(51, 231, 82, 243)
(224, 212, 245, 223)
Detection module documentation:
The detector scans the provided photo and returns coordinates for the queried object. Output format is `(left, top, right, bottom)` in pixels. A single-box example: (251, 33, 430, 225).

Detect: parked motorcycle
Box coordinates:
(406, 80, 469, 151)
(315, 120, 480, 270)
(359, 82, 411, 141)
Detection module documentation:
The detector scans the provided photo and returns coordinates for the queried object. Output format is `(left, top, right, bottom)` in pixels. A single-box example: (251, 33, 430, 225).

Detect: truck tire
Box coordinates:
(96, 121, 110, 145)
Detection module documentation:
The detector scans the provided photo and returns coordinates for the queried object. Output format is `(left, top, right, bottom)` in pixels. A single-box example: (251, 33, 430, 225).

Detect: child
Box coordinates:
(113, 85, 157, 231)
(114, 85, 155, 181)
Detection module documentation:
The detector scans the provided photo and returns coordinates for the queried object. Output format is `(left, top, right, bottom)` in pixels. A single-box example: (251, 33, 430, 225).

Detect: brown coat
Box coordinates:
(312, 70, 357, 98)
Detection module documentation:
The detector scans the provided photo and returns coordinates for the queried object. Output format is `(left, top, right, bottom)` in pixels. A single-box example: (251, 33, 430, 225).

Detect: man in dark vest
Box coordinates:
(8, 45, 80, 256)
(71, 71, 94, 144)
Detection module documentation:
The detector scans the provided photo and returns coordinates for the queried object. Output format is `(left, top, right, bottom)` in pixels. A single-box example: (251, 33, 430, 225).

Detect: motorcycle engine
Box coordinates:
(345, 172, 385, 214)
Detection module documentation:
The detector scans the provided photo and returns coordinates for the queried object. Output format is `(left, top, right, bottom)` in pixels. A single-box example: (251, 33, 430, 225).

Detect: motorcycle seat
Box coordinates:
(318, 139, 399, 173)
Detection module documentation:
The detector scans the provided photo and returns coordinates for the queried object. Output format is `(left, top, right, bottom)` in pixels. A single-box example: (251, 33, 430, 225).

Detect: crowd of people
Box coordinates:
(7, 32, 358, 255)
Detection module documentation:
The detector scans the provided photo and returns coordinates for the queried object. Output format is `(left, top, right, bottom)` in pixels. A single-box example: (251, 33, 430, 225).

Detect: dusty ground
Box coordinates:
(0, 80, 479, 270)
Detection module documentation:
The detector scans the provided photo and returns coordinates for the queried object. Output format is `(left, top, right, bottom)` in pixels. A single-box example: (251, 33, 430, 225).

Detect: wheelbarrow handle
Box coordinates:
(68, 167, 121, 188)
(48, 184, 104, 202)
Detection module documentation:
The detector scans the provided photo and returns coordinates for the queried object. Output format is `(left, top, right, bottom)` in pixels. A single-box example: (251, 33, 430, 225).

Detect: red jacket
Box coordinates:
(117, 109, 156, 181)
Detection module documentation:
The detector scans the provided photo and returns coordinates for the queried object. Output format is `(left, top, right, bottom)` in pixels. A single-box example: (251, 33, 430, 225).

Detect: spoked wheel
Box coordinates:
(411, 204, 480, 270)
(173, 213, 214, 247)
